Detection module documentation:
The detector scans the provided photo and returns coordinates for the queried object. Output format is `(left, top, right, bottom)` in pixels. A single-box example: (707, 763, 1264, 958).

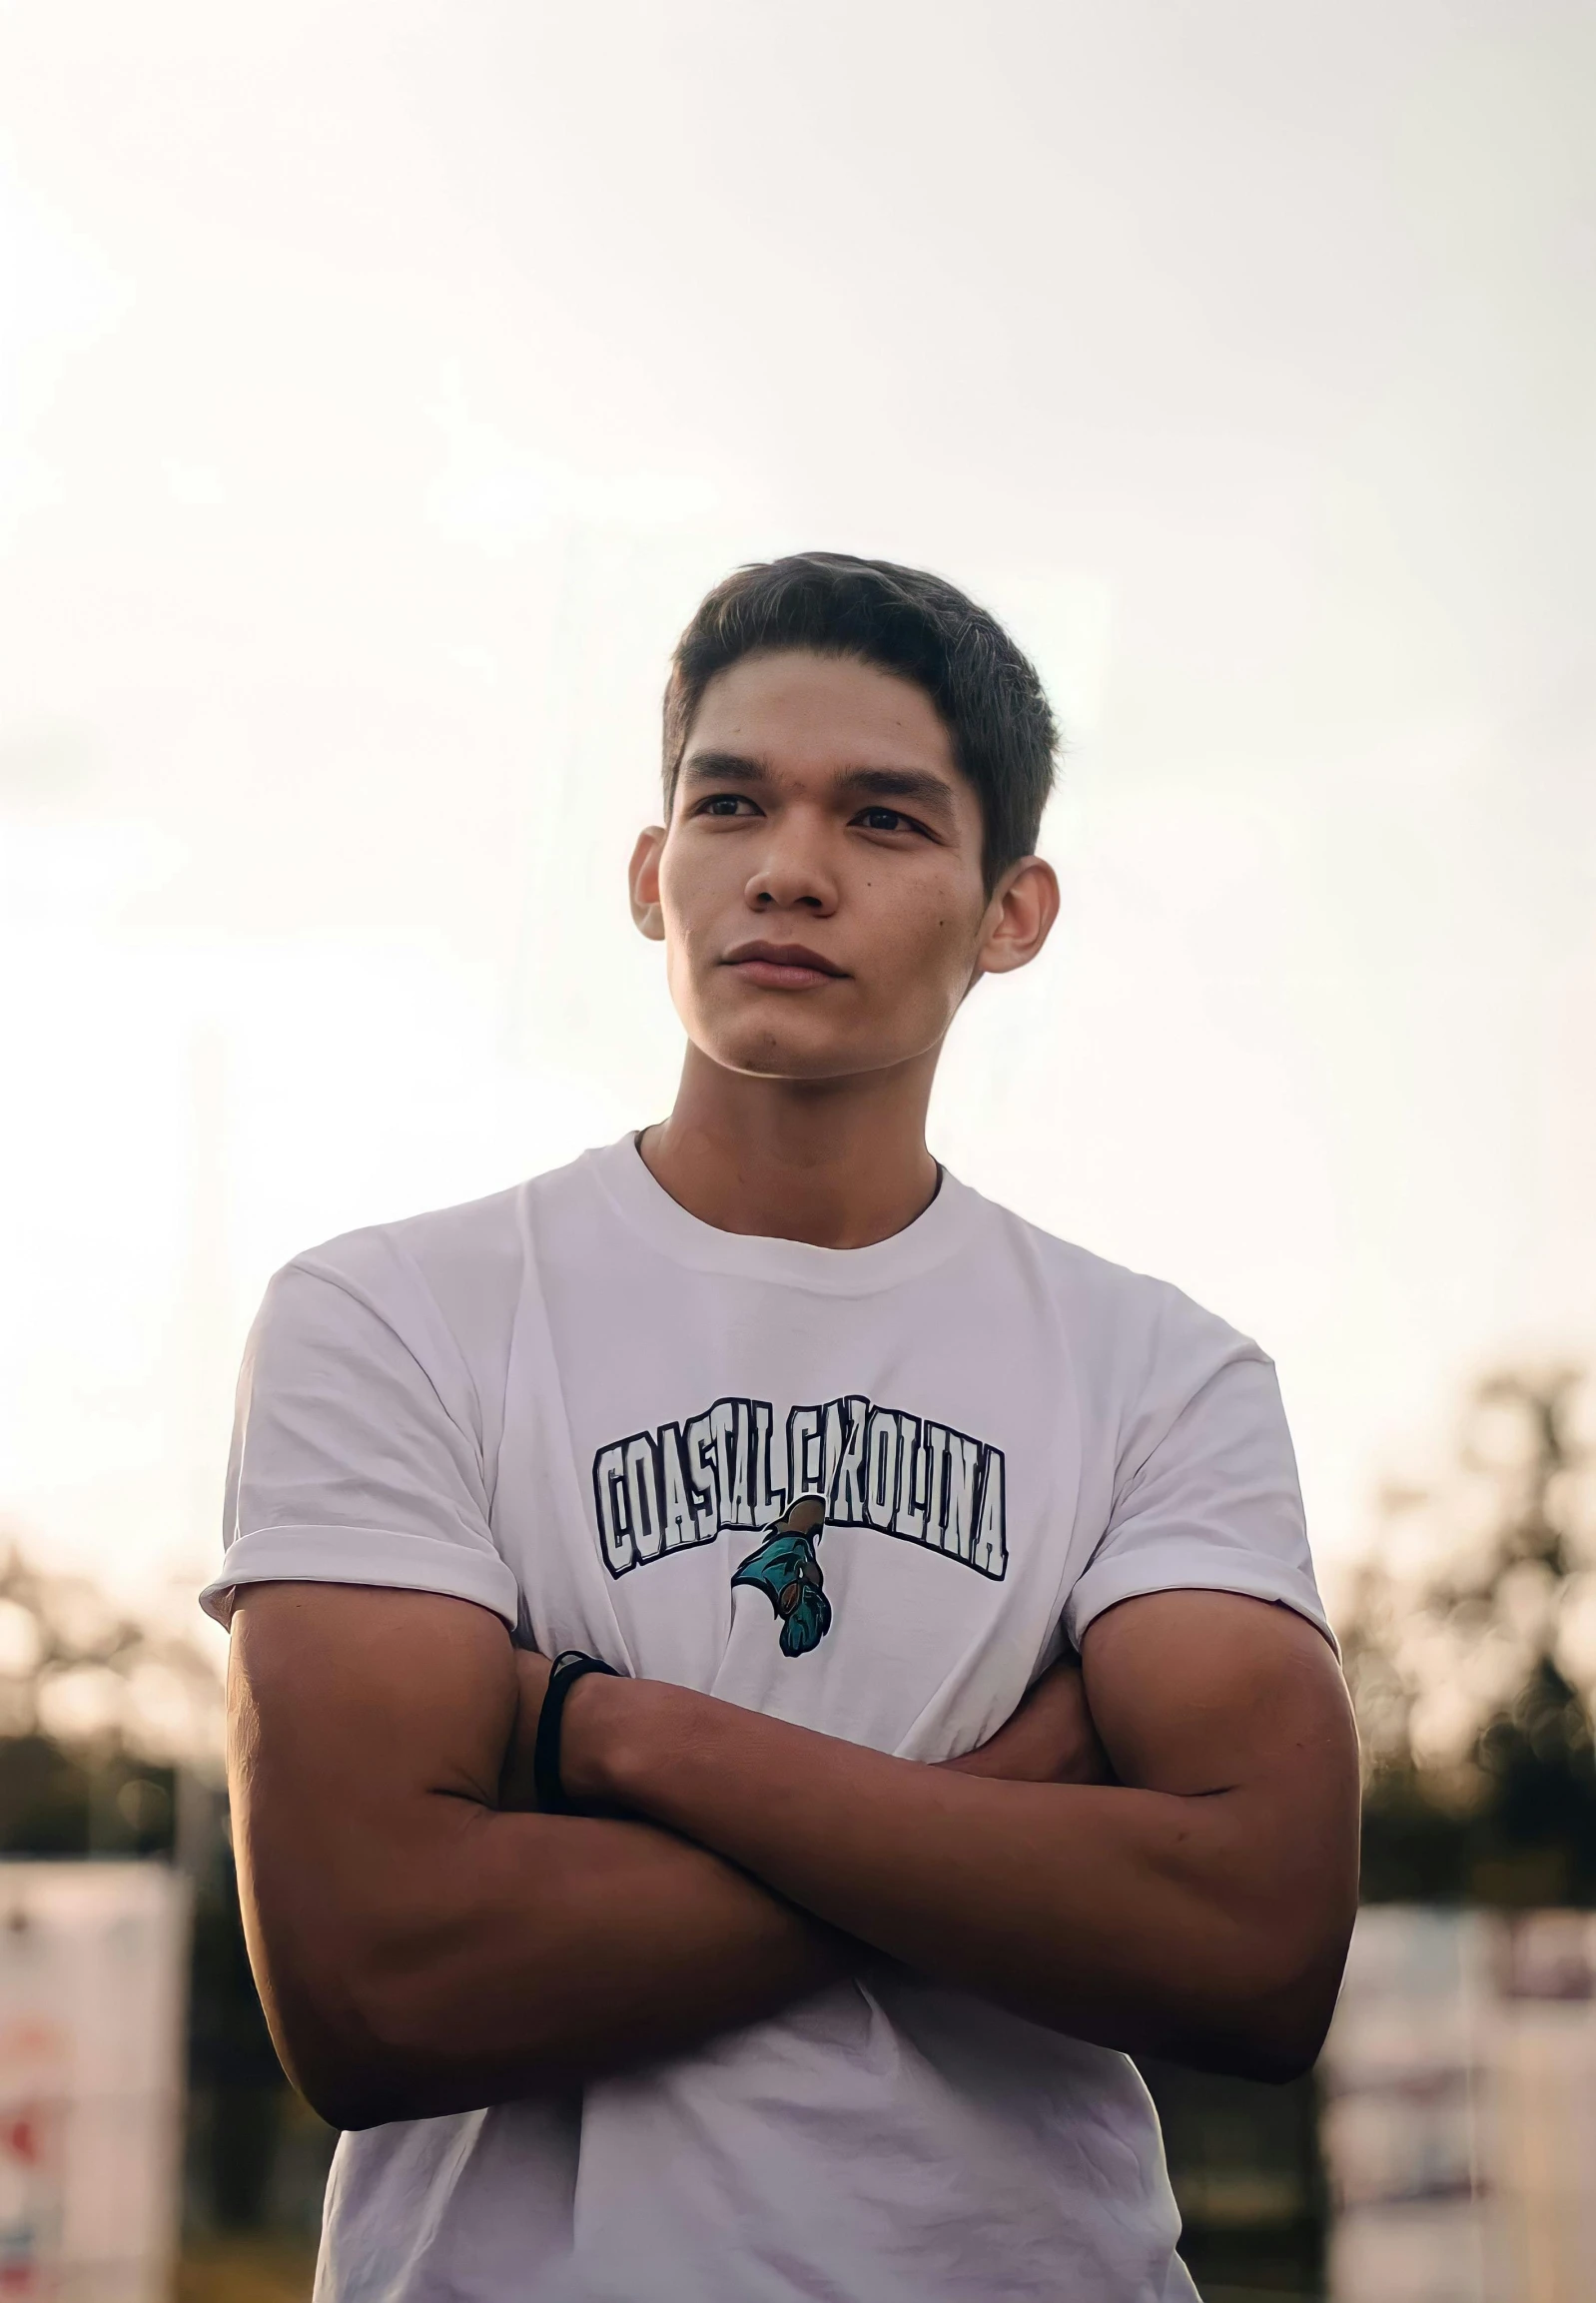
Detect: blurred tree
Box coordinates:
(0, 1543, 222, 1777)
(1340, 1366, 1596, 1905)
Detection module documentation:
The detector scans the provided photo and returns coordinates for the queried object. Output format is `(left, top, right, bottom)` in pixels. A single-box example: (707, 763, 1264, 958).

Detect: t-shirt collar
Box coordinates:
(586, 1133, 979, 1296)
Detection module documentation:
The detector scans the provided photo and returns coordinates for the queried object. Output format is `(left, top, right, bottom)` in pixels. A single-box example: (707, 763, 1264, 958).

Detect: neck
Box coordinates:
(640, 1043, 943, 1248)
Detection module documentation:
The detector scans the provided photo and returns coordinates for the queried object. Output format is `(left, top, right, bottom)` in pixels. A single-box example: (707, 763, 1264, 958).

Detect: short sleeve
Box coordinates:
(1063, 1326, 1334, 1654)
(199, 1249, 520, 1631)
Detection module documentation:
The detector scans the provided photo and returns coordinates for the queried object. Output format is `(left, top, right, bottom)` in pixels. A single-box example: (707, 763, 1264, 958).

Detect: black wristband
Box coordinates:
(533, 1650, 619, 1815)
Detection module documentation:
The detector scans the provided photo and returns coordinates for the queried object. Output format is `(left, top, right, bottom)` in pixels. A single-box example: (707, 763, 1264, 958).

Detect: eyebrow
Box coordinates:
(837, 766, 958, 821)
(680, 751, 960, 823)
(679, 750, 770, 787)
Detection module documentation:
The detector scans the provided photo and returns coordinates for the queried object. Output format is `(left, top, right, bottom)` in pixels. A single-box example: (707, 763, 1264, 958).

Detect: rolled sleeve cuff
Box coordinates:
(1064, 1544, 1337, 1658)
(199, 1524, 521, 1630)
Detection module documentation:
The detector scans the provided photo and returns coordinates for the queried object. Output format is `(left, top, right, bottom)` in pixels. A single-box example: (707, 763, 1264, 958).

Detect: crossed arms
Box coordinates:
(228, 1582, 1358, 2131)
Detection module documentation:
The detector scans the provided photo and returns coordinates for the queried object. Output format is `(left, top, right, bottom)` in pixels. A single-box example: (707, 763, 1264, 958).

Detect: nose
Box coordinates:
(744, 812, 839, 916)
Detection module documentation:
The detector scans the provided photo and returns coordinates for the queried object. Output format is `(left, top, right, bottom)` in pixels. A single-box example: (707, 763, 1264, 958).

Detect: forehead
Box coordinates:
(685, 649, 961, 783)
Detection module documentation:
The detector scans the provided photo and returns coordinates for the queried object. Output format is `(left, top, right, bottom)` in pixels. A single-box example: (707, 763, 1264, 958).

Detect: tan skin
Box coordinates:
(230, 1585, 1104, 2127)
(229, 648, 1358, 2131)
(629, 647, 1059, 1245)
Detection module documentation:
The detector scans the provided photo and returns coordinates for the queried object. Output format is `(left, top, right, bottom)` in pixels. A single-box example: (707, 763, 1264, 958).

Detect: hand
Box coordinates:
(941, 1656, 1111, 1787)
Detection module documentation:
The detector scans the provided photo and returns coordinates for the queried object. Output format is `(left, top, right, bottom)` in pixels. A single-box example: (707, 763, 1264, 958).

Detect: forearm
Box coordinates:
(565, 1680, 1341, 2076)
(243, 1792, 848, 2129)
(281, 1644, 1111, 2124)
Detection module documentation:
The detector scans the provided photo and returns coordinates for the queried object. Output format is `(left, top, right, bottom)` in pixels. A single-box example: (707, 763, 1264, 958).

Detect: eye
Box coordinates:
(854, 805, 926, 836)
(694, 793, 761, 818)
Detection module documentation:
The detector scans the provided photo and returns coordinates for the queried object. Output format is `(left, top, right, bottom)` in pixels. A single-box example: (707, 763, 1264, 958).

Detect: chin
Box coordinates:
(686, 1012, 879, 1082)
(710, 1033, 866, 1082)
(683, 985, 944, 1085)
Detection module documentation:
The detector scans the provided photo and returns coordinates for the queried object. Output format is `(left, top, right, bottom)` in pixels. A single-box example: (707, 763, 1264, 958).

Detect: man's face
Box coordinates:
(630, 649, 1011, 1084)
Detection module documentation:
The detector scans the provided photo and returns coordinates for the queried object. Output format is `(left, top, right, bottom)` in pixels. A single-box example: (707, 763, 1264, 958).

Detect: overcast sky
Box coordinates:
(1, 0, 1591, 1621)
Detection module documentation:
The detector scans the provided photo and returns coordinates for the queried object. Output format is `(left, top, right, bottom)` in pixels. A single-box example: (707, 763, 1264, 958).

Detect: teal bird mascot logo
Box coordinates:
(732, 1493, 831, 1658)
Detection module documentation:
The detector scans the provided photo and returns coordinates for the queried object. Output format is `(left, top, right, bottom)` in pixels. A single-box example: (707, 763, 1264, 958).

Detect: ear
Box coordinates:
(628, 826, 667, 942)
(973, 855, 1060, 981)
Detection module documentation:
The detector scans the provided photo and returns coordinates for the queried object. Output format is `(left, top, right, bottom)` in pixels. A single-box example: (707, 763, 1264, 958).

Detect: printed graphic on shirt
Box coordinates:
(590, 1393, 1007, 1587)
(731, 1493, 832, 1658)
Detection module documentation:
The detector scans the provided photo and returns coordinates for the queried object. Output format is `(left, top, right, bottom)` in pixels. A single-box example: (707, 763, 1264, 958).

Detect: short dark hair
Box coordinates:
(662, 552, 1058, 889)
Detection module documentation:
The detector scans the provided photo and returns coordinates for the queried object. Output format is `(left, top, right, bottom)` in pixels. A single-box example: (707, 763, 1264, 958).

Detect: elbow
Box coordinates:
(1217, 2013, 1329, 2088)
(257, 1931, 461, 2131)
(265, 1972, 415, 2134)
(274, 1974, 462, 2131)
(305, 2079, 425, 2136)
(1231, 1895, 1355, 2084)
(1167, 1998, 1332, 2089)
(287, 2029, 411, 2135)
(278, 2008, 453, 2133)
(272, 1937, 573, 2130)
(1172, 1927, 1351, 2087)
(290, 2062, 382, 2136)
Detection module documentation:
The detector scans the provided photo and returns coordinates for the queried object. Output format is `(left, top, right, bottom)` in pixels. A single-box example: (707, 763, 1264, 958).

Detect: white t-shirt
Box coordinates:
(203, 1137, 1330, 2303)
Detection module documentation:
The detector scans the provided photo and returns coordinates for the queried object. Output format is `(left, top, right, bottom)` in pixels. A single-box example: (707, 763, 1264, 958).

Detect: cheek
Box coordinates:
(656, 844, 734, 1021)
(880, 885, 984, 1006)
(656, 841, 715, 950)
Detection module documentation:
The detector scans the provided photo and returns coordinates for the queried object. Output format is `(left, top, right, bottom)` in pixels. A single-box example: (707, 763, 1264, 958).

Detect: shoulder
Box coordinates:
(960, 1189, 1278, 1485)
(967, 1188, 1265, 1384)
(959, 1190, 1328, 1649)
(261, 1152, 598, 1359)
(285, 1179, 527, 1313)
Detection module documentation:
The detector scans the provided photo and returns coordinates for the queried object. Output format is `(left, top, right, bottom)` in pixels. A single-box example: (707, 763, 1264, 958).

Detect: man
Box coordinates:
(207, 553, 1358, 2302)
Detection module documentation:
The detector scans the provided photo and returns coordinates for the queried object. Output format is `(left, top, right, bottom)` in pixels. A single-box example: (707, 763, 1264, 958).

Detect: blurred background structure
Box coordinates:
(0, 1547, 332, 2296)
(0, 2, 1591, 2296)
(1162, 1365, 1596, 2303)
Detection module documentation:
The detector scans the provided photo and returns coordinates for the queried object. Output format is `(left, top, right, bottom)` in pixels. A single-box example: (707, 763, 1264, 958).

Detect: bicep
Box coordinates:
(228, 1585, 518, 2057)
(1081, 1589, 1354, 1795)
(230, 1580, 516, 1808)
(1082, 1591, 1359, 1929)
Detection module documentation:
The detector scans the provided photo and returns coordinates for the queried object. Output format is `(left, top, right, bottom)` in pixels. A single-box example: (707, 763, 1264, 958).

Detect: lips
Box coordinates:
(721, 942, 848, 991)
